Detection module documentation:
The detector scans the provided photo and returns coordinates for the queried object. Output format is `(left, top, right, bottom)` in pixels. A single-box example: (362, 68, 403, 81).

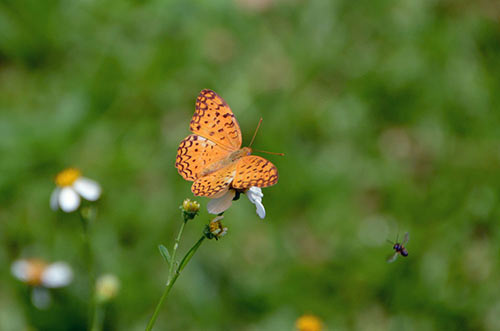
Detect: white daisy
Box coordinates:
(11, 259, 73, 288)
(207, 186, 266, 219)
(11, 259, 73, 309)
(50, 168, 101, 213)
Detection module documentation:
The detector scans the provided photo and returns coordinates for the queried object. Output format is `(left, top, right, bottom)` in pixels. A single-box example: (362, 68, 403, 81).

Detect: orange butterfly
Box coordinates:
(176, 89, 279, 198)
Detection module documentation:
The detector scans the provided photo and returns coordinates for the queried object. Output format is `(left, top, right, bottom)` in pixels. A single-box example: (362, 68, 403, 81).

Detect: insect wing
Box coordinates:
(232, 155, 279, 190)
(191, 163, 237, 198)
(190, 89, 242, 150)
(176, 134, 232, 181)
(402, 232, 410, 246)
(387, 252, 398, 263)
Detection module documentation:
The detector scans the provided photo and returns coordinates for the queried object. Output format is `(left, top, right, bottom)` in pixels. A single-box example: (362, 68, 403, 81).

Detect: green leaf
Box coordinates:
(158, 244, 171, 266)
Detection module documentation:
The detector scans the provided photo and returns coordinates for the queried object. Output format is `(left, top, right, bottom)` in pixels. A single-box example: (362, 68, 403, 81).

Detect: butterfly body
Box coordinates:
(200, 147, 252, 177)
(176, 90, 278, 198)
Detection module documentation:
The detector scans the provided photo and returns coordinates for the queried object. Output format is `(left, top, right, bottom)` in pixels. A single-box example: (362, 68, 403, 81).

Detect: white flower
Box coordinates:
(11, 259, 73, 310)
(11, 259, 73, 288)
(96, 274, 120, 303)
(245, 187, 265, 219)
(207, 186, 266, 219)
(31, 287, 51, 310)
(50, 168, 101, 213)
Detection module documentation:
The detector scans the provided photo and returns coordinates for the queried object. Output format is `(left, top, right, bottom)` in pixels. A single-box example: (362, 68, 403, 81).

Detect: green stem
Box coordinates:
(80, 208, 96, 331)
(92, 303, 104, 331)
(167, 220, 186, 285)
(145, 235, 205, 331)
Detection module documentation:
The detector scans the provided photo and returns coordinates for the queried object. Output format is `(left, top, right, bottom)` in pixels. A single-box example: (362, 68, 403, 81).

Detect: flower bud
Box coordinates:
(96, 274, 120, 303)
(181, 198, 200, 221)
(204, 216, 228, 240)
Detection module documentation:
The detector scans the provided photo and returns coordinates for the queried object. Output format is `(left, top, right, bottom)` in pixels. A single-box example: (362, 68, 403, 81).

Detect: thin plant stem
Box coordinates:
(80, 208, 97, 331)
(92, 303, 105, 331)
(145, 235, 205, 331)
(167, 220, 186, 285)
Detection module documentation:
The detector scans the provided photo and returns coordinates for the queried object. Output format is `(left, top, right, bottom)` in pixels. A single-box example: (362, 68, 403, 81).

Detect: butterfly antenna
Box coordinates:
(253, 149, 285, 156)
(249, 118, 285, 156)
(248, 118, 263, 148)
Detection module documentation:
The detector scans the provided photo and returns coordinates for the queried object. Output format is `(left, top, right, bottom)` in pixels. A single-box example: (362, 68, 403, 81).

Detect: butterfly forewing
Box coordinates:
(176, 134, 232, 181)
(191, 163, 237, 198)
(190, 89, 242, 150)
(232, 156, 278, 189)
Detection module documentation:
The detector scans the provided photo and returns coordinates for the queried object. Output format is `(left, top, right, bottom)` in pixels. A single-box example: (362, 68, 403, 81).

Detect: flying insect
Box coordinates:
(387, 232, 409, 263)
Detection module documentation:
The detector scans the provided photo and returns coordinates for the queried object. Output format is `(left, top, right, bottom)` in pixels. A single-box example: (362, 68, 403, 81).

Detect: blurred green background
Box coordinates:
(1, 0, 500, 330)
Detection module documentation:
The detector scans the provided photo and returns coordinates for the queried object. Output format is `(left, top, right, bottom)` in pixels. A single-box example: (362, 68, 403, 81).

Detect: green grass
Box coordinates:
(1, 0, 500, 330)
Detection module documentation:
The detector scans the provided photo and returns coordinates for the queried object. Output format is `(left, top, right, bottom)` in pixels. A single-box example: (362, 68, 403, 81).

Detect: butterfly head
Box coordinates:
(241, 147, 252, 155)
(229, 147, 252, 162)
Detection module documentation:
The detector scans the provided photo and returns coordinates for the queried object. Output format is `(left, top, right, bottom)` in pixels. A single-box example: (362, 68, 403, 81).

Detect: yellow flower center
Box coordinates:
(55, 168, 81, 187)
(209, 216, 228, 238)
(26, 259, 48, 286)
(295, 315, 323, 331)
(182, 199, 200, 213)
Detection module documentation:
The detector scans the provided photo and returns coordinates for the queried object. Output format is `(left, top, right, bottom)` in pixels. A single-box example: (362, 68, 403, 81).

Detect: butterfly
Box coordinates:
(176, 89, 279, 198)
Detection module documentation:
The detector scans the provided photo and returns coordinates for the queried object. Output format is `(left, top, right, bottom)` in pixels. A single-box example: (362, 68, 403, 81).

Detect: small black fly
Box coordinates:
(387, 232, 409, 263)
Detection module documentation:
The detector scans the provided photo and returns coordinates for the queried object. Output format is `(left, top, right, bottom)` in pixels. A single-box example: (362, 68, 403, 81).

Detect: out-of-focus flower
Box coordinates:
(96, 274, 120, 303)
(207, 187, 266, 219)
(50, 168, 101, 213)
(11, 259, 73, 309)
(181, 198, 200, 220)
(204, 216, 228, 240)
(295, 314, 323, 331)
(11, 259, 73, 288)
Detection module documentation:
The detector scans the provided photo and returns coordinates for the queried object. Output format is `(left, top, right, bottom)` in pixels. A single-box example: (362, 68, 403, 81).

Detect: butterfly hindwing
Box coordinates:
(190, 89, 242, 150)
(176, 134, 231, 181)
(232, 155, 278, 189)
(191, 163, 237, 198)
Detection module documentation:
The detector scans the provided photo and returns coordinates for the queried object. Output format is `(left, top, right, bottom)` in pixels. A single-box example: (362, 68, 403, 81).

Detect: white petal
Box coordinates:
(254, 200, 266, 219)
(50, 188, 61, 211)
(207, 190, 236, 214)
(73, 177, 101, 201)
(59, 187, 80, 213)
(246, 187, 266, 219)
(31, 287, 51, 310)
(246, 187, 263, 203)
(11, 260, 30, 282)
(42, 262, 73, 288)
